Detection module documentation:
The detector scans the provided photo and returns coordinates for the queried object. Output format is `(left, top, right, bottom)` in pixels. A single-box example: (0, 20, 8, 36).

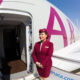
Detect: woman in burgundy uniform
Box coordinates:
(32, 28, 53, 80)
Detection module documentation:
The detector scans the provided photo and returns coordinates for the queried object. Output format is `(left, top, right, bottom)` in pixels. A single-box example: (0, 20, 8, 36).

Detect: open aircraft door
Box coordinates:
(0, 9, 34, 79)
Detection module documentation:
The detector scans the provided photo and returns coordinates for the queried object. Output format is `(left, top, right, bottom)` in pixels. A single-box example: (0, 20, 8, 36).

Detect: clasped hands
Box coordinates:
(36, 62, 43, 68)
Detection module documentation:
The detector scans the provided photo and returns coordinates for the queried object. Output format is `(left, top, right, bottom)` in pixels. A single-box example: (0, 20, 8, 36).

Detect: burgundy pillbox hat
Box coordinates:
(39, 28, 47, 33)
(39, 28, 49, 39)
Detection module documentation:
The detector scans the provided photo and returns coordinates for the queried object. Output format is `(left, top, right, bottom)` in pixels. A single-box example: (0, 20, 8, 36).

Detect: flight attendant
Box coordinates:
(32, 28, 53, 80)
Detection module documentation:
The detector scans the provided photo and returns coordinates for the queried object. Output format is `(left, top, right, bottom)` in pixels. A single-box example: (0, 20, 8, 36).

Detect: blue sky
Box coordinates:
(47, 0, 80, 28)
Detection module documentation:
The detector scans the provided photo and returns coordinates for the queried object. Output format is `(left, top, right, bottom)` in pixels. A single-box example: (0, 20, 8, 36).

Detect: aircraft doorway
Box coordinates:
(0, 13, 32, 80)
(0, 24, 27, 75)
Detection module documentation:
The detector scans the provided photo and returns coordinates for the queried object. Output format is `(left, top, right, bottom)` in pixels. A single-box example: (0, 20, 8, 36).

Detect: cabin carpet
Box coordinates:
(2, 60, 27, 75)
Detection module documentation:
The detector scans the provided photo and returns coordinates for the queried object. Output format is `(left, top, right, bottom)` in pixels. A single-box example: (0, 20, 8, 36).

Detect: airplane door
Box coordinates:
(26, 24, 32, 72)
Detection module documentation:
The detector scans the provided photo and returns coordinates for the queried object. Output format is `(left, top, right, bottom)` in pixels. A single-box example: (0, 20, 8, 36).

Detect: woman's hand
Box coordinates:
(39, 64, 43, 68)
(36, 62, 40, 66)
(36, 62, 43, 68)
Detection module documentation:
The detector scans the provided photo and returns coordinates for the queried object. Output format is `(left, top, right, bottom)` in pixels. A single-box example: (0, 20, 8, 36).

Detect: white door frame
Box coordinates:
(0, 9, 32, 72)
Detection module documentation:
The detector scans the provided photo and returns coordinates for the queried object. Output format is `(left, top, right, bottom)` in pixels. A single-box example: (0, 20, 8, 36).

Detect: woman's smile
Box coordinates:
(39, 32, 47, 41)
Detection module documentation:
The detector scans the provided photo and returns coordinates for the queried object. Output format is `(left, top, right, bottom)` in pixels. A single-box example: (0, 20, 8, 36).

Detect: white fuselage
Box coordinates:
(0, 0, 80, 80)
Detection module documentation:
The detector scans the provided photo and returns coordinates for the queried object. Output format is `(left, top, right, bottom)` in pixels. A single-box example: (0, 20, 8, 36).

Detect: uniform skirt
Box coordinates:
(36, 65, 51, 78)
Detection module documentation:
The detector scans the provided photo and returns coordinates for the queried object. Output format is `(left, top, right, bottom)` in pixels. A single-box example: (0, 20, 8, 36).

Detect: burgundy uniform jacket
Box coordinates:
(32, 40, 53, 67)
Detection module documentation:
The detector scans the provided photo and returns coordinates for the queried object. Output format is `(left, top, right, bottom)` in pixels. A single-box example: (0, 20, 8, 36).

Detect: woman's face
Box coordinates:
(39, 32, 47, 41)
